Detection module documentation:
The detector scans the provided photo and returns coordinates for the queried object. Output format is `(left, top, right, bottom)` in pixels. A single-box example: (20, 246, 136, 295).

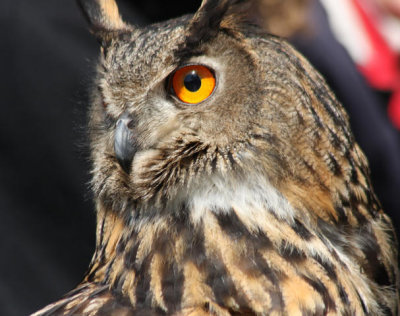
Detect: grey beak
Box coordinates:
(114, 113, 137, 173)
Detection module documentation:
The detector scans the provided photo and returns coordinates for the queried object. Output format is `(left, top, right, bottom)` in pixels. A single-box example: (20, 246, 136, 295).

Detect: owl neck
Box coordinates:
(84, 177, 301, 302)
(85, 173, 326, 288)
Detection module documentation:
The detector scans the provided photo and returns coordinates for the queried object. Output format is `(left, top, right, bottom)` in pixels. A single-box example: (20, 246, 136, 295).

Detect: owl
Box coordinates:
(33, 0, 399, 315)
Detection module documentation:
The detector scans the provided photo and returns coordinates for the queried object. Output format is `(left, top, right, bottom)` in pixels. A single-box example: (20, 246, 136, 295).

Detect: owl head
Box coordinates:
(80, 0, 363, 224)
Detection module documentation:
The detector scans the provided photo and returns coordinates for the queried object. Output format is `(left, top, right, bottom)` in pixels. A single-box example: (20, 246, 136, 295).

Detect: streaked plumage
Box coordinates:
(33, 0, 399, 315)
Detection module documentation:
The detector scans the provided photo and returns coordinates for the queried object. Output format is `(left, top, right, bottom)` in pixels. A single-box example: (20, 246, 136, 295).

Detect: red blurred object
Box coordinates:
(352, 0, 400, 129)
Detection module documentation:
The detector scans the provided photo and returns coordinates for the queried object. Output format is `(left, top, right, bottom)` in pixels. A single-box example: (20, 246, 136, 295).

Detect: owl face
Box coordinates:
(96, 21, 259, 153)
(86, 0, 352, 223)
(89, 11, 262, 203)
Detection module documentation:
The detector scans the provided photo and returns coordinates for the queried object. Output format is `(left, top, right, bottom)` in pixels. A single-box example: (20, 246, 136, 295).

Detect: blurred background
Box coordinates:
(0, 0, 399, 315)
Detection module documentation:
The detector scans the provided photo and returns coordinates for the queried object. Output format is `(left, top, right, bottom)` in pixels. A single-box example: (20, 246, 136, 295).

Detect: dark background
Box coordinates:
(1, 1, 399, 315)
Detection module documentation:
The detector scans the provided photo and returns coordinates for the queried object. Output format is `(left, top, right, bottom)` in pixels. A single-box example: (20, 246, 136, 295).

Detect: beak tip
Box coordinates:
(116, 157, 132, 174)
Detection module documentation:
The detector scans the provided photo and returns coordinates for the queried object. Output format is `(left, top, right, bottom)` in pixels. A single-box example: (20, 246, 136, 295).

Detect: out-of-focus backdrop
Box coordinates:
(1, 1, 399, 315)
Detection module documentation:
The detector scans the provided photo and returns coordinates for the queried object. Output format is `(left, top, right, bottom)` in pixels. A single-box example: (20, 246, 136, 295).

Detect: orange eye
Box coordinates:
(171, 65, 216, 104)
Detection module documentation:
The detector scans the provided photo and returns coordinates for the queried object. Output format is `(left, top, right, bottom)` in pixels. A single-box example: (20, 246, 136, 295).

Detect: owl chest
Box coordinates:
(98, 212, 376, 316)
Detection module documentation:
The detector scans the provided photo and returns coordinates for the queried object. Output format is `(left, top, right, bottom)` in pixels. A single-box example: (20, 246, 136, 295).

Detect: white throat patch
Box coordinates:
(188, 173, 296, 227)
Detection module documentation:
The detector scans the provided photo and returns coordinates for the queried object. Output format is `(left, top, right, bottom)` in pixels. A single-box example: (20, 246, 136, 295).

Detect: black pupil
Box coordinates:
(184, 71, 201, 92)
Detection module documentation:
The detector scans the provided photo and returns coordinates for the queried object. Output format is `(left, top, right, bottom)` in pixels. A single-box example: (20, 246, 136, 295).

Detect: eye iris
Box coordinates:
(171, 65, 215, 104)
(184, 71, 202, 92)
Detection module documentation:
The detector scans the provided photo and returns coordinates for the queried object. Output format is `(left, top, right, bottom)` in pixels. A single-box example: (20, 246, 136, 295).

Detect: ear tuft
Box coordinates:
(187, 0, 231, 44)
(186, 0, 256, 46)
(77, 0, 130, 41)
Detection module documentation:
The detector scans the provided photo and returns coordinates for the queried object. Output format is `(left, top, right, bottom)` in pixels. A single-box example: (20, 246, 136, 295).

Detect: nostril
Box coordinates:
(127, 119, 135, 129)
(117, 113, 134, 128)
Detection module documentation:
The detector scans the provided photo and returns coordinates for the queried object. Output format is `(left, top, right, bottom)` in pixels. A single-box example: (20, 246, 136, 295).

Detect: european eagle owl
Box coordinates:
(33, 0, 399, 315)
